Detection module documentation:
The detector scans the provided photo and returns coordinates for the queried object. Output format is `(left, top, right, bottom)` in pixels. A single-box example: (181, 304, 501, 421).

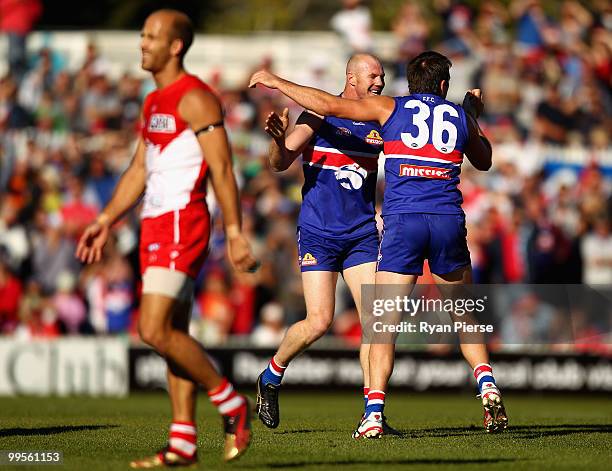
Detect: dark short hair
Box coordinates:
(406, 51, 452, 96)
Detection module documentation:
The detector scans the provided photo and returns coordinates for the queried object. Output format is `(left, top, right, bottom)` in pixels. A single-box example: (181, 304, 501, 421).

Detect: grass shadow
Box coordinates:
(259, 458, 520, 468)
(273, 429, 330, 435)
(401, 423, 612, 439)
(0, 425, 119, 437)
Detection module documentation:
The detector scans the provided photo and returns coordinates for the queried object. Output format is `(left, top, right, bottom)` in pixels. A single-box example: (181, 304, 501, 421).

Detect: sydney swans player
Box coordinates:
(255, 54, 400, 437)
(250, 51, 508, 437)
(77, 10, 257, 467)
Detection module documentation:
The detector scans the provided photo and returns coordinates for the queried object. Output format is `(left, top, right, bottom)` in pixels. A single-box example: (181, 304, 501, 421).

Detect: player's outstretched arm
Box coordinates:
(249, 70, 394, 125)
(462, 89, 492, 171)
(266, 109, 320, 172)
(179, 88, 258, 273)
(76, 138, 147, 264)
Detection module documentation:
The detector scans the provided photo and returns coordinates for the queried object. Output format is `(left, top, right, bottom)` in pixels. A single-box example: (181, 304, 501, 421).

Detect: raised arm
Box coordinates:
(179, 87, 258, 273)
(76, 138, 146, 264)
(462, 89, 492, 171)
(266, 109, 321, 172)
(249, 70, 394, 125)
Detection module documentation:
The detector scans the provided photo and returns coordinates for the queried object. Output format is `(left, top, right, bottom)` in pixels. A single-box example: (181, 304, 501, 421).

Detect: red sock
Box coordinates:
(208, 378, 245, 415)
(168, 421, 196, 459)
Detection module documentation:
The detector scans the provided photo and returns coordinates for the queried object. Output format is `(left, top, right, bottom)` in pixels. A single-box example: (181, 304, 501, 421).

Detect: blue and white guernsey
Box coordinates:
(299, 115, 383, 238)
(381, 94, 470, 215)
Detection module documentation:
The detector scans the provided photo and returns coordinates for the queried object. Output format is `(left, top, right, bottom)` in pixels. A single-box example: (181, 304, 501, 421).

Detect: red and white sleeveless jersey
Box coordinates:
(140, 74, 211, 219)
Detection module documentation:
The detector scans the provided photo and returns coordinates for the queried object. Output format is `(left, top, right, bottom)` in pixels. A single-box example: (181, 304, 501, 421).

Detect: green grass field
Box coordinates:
(1, 392, 611, 470)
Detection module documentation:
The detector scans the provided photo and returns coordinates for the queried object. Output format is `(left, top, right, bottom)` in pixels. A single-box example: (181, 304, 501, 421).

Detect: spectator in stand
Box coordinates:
(60, 172, 99, 239)
(332, 308, 362, 347)
(0, 75, 32, 129)
(533, 84, 573, 144)
(500, 292, 556, 346)
(0, 251, 22, 333)
(330, 0, 373, 55)
(84, 153, 118, 209)
(392, 2, 430, 79)
(581, 215, 612, 285)
(82, 248, 134, 334)
(0, 197, 29, 273)
(82, 74, 121, 132)
(14, 280, 60, 339)
(252, 301, 286, 347)
(53, 270, 86, 334)
(17, 48, 54, 112)
(0, 0, 42, 82)
(30, 210, 79, 294)
(196, 269, 235, 345)
(510, 0, 555, 60)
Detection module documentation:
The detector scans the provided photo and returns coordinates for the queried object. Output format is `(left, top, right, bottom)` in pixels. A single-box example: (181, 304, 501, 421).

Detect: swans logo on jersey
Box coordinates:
(399, 164, 451, 180)
(335, 164, 368, 190)
(365, 129, 383, 146)
(301, 253, 318, 266)
(148, 113, 176, 133)
(336, 127, 351, 136)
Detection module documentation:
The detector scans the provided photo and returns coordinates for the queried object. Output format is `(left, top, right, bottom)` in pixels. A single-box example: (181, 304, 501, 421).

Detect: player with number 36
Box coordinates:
(250, 50, 508, 438)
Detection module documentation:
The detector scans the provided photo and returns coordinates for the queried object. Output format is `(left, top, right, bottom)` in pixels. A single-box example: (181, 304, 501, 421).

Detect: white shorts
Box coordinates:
(142, 267, 194, 303)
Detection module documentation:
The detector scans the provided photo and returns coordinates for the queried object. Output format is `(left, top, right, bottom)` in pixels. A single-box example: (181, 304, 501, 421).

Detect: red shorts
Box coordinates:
(139, 204, 211, 279)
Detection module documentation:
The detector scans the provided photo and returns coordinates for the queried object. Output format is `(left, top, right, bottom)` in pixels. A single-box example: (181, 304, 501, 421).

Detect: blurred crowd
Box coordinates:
(0, 0, 610, 351)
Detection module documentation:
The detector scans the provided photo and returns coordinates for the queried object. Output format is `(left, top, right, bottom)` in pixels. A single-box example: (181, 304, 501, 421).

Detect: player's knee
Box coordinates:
(139, 322, 170, 353)
(307, 315, 333, 341)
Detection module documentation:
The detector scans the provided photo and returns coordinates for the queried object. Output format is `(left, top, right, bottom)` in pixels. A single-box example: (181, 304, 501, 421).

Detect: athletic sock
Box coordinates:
(473, 363, 498, 394)
(365, 390, 385, 415)
(168, 421, 197, 459)
(261, 356, 286, 387)
(208, 378, 246, 416)
(363, 387, 370, 410)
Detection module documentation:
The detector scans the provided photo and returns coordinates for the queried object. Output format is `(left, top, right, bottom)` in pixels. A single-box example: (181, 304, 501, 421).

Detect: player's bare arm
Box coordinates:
(267, 110, 321, 172)
(462, 89, 492, 171)
(250, 70, 394, 125)
(76, 138, 147, 264)
(179, 87, 258, 273)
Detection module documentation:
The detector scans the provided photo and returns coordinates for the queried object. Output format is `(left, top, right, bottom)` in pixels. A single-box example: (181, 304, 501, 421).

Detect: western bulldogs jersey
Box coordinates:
(300, 115, 383, 238)
(140, 74, 211, 219)
(381, 94, 469, 215)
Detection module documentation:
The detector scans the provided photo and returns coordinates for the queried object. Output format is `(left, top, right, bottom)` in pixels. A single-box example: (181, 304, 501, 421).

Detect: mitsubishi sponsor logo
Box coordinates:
(399, 164, 451, 179)
(148, 113, 176, 133)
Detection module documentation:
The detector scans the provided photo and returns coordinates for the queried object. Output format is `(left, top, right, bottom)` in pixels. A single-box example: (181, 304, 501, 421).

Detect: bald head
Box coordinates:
(346, 53, 381, 75)
(344, 53, 385, 98)
(146, 9, 193, 59)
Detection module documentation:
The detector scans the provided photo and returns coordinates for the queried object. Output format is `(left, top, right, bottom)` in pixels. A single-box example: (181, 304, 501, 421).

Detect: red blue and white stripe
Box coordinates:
(261, 357, 286, 386)
(474, 363, 498, 393)
(302, 145, 379, 172)
(365, 389, 386, 414)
